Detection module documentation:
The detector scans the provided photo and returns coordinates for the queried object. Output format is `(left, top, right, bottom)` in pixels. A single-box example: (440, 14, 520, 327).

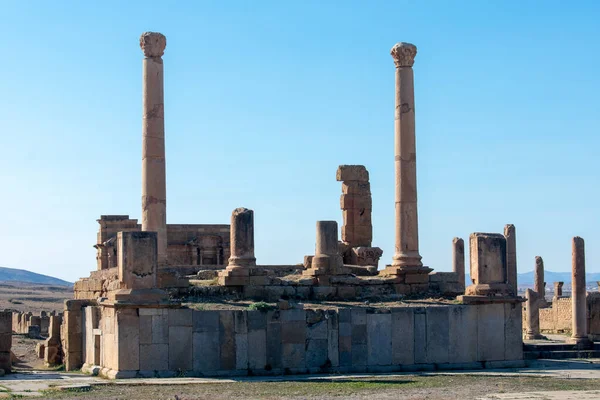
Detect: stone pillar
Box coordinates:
(0, 312, 11, 372)
(534, 256, 546, 306)
(389, 42, 422, 271)
(452, 237, 465, 292)
(524, 289, 542, 340)
(140, 32, 168, 265)
(218, 208, 256, 285)
(228, 208, 256, 269)
(554, 281, 564, 298)
(568, 236, 591, 347)
(304, 221, 346, 281)
(44, 315, 63, 366)
(504, 224, 518, 296)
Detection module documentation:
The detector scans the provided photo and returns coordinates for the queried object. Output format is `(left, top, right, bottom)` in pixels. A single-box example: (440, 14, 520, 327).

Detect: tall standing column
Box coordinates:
(228, 208, 256, 270)
(504, 224, 518, 296)
(568, 236, 591, 347)
(452, 237, 465, 292)
(140, 32, 168, 265)
(390, 42, 422, 271)
(534, 256, 546, 306)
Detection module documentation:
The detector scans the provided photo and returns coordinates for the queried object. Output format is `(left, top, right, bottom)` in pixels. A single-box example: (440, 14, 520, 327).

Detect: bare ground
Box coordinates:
(37, 375, 600, 400)
(0, 282, 72, 314)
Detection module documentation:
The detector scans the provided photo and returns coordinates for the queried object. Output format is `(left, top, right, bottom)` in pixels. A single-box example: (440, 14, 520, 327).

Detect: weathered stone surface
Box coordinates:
(392, 308, 414, 365)
(193, 311, 219, 333)
(152, 312, 169, 344)
(116, 309, 140, 371)
(266, 312, 282, 370)
(306, 339, 328, 368)
(117, 231, 158, 289)
(477, 303, 504, 361)
(414, 309, 427, 364)
(247, 329, 266, 370)
(504, 303, 523, 360)
(219, 311, 236, 370)
(367, 313, 392, 366)
(235, 333, 248, 370)
(448, 305, 477, 363)
(169, 326, 192, 371)
(426, 307, 449, 364)
(466, 232, 509, 296)
(568, 237, 591, 347)
(282, 343, 305, 369)
(169, 308, 192, 327)
(193, 331, 219, 371)
(139, 344, 168, 371)
(504, 224, 517, 296)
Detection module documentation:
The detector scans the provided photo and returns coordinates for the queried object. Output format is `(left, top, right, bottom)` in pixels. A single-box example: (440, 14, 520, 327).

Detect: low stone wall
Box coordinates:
(0, 311, 11, 372)
(12, 311, 53, 336)
(76, 302, 522, 378)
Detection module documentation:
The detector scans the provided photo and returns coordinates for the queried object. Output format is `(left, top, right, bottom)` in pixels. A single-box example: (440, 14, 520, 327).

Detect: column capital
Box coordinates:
(390, 42, 417, 68)
(140, 32, 166, 58)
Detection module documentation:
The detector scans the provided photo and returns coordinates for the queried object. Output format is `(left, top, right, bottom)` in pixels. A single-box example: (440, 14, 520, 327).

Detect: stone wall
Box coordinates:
(12, 311, 52, 336)
(77, 303, 522, 378)
(0, 311, 12, 372)
(95, 216, 231, 270)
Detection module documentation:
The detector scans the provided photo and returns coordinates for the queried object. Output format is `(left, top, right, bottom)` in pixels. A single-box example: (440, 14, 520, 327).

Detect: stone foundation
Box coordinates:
(77, 302, 522, 378)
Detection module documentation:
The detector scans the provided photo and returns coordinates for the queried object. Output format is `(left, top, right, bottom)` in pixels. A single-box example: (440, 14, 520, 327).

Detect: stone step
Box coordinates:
(523, 343, 600, 352)
(524, 350, 600, 360)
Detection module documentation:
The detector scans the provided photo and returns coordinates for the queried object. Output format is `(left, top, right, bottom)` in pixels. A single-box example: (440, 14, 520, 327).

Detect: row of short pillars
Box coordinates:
(525, 237, 590, 347)
(227, 207, 337, 269)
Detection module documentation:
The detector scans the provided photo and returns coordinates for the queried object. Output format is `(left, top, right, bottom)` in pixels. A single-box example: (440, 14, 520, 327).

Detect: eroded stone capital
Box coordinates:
(140, 32, 166, 58)
(390, 42, 417, 68)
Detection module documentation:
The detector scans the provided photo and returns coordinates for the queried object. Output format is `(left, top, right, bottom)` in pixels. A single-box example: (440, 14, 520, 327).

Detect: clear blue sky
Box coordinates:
(1, 1, 599, 282)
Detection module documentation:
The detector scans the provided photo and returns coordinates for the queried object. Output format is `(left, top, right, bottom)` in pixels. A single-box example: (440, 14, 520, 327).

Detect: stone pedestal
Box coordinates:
(140, 32, 168, 265)
(524, 289, 543, 340)
(461, 232, 515, 304)
(452, 237, 465, 293)
(567, 237, 591, 348)
(387, 42, 424, 273)
(504, 224, 518, 296)
(219, 208, 257, 286)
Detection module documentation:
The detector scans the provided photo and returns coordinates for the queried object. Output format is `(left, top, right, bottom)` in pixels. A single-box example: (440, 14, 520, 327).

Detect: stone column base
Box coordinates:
(524, 333, 545, 340)
(566, 336, 593, 349)
(379, 265, 432, 280)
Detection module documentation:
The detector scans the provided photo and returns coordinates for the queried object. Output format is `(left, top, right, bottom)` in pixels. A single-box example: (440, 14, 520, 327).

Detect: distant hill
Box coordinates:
(0, 267, 72, 287)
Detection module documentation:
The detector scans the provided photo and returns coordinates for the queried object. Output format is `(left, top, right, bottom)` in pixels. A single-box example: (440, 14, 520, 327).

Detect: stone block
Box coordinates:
(469, 233, 507, 285)
(0, 352, 11, 372)
(219, 311, 236, 370)
(340, 194, 373, 210)
(139, 344, 168, 371)
(0, 334, 11, 353)
(169, 308, 193, 327)
(282, 343, 305, 369)
(426, 307, 449, 364)
(392, 308, 414, 365)
(116, 309, 139, 371)
(282, 321, 305, 344)
(341, 180, 370, 195)
(313, 287, 336, 300)
(266, 318, 282, 370)
(193, 310, 220, 333)
(414, 309, 427, 364)
(337, 286, 358, 300)
(193, 331, 219, 372)
(351, 343, 367, 366)
(0, 312, 11, 334)
(406, 274, 430, 284)
(169, 326, 192, 371)
(339, 335, 352, 367)
(504, 303, 523, 360)
(139, 315, 152, 345)
(351, 324, 367, 344)
(328, 328, 339, 367)
(247, 329, 266, 370)
(339, 308, 352, 324)
(117, 231, 158, 289)
(351, 308, 366, 325)
(280, 309, 305, 322)
(307, 320, 328, 340)
(336, 165, 369, 182)
(477, 303, 505, 361)
(367, 313, 392, 366)
(234, 311, 248, 334)
(235, 333, 248, 370)
(152, 313, 169, 344)
(448, 305, 478, 363)
(306, 339, 328, 368)
(429, 272, 459, 283)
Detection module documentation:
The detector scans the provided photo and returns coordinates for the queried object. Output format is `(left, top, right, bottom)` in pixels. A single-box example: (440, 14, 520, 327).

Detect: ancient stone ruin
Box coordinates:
(57, 34, 532, 379)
